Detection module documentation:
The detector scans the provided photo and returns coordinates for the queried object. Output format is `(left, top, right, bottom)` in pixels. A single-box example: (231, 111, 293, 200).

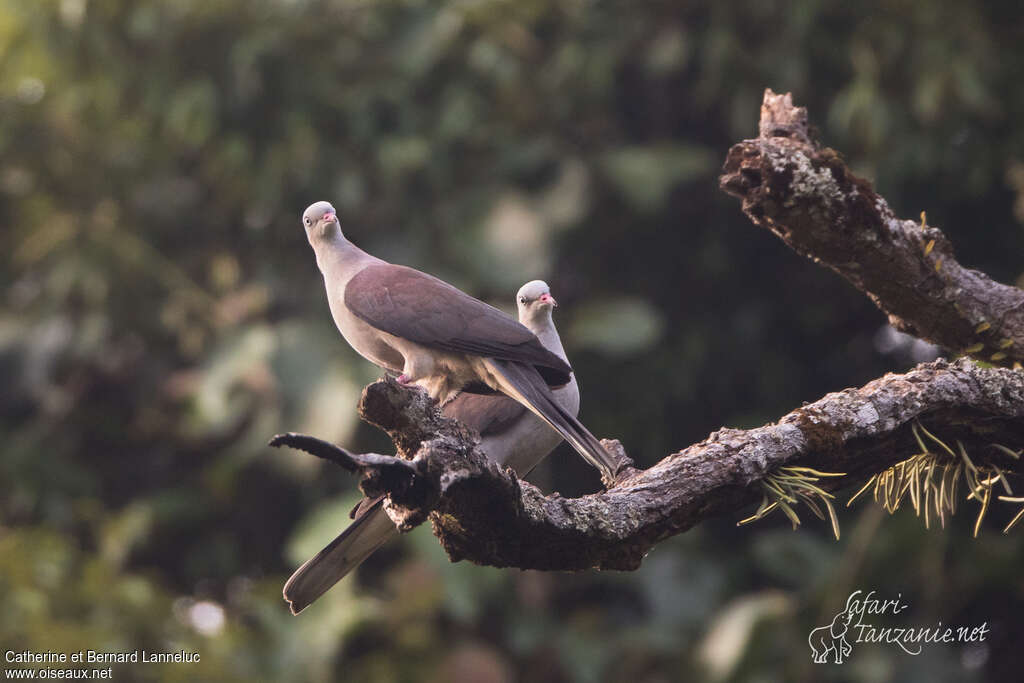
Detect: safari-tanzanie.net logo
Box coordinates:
(808, 590, 988, 664)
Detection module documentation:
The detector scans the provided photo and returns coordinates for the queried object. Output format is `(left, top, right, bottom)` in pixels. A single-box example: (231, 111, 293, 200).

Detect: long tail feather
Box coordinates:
(486, 359, 618, 484)
(283, 498, 397, 614)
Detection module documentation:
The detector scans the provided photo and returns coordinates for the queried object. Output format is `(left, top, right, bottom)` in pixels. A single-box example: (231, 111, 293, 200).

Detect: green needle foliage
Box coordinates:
(847, 421, 1022, 536)
(739, 466, 845, 540)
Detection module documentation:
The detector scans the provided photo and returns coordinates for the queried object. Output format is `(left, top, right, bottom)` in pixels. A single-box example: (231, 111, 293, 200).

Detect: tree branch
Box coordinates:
(720, 89, 1024, 368)
(273, 360, 1024, 571)
(272, 90, 1024, 572)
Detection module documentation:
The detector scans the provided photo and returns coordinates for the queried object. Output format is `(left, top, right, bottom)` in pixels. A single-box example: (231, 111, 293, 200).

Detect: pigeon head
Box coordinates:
(302, 201, 339, 240)
(517, 280, 557, 323)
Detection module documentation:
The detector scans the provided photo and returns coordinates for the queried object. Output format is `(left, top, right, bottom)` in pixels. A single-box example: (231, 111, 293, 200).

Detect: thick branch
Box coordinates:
(720, 89, 1024, 367)
(273, 90, 1024, 573)
(274, 361, 1024, 571)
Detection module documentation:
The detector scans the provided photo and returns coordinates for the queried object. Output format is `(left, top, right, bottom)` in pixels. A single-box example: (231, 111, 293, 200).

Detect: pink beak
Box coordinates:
(323, 212, 336, 223)
(539, 293, 557, 306)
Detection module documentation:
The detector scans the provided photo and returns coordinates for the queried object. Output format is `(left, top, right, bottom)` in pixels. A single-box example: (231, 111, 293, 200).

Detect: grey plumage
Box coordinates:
(283, 280, 578, 614)
(282, 497, 393, 614)
(345, 265, 572, 387)
(298, 200, 614, 480)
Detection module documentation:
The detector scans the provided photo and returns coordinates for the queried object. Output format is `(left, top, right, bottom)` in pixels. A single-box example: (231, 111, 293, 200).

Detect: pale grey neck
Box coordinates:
(528, 313, 569, 363)
(529, 311, 579, 414)
(312, 232, 380, 284)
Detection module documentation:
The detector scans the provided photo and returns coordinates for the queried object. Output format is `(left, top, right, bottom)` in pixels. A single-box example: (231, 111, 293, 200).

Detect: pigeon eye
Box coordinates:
(304, 218, 311, 226)
(519, 296, 527, 304)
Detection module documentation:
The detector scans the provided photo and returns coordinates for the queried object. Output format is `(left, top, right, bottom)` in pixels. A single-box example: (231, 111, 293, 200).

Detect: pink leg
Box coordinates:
(396, 373, 412, 385)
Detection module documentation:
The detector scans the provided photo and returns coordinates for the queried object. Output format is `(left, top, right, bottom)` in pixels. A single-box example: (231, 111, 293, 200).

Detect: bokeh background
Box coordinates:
(3, 0, 1024, 681)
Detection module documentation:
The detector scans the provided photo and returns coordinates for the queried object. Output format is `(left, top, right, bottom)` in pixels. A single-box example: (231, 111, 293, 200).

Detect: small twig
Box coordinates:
(269, 433, 366, 471)
(269, 431, 426, 511)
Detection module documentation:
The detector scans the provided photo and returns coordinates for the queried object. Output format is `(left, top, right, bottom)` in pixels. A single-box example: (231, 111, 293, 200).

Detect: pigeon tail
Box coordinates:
(485, 358, 617, 485)
(283, 499, 397, 614)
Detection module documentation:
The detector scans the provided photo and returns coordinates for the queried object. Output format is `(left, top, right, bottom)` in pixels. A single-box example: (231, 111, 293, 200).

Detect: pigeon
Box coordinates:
(299, 200, 615, 482)
(284, 280, 579, 614)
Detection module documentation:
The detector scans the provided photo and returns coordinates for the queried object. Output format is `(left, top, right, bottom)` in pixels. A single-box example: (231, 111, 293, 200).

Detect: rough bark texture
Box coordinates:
(272, 90, 1024, 572)
(272, 360, 1024, 571)
(721, 89, 1024, 367)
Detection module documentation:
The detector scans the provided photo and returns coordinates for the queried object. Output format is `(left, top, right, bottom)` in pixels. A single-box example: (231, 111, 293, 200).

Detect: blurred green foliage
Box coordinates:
(2, 0, 1024, 681)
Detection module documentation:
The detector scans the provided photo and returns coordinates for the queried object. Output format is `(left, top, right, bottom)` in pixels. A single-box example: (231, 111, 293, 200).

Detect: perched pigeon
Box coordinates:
(284, 280, 579, 614)
(299, 201, 615, 481)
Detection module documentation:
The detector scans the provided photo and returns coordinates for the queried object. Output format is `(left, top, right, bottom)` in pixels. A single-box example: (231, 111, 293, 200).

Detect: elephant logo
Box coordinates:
(808, 593, 857, 664)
